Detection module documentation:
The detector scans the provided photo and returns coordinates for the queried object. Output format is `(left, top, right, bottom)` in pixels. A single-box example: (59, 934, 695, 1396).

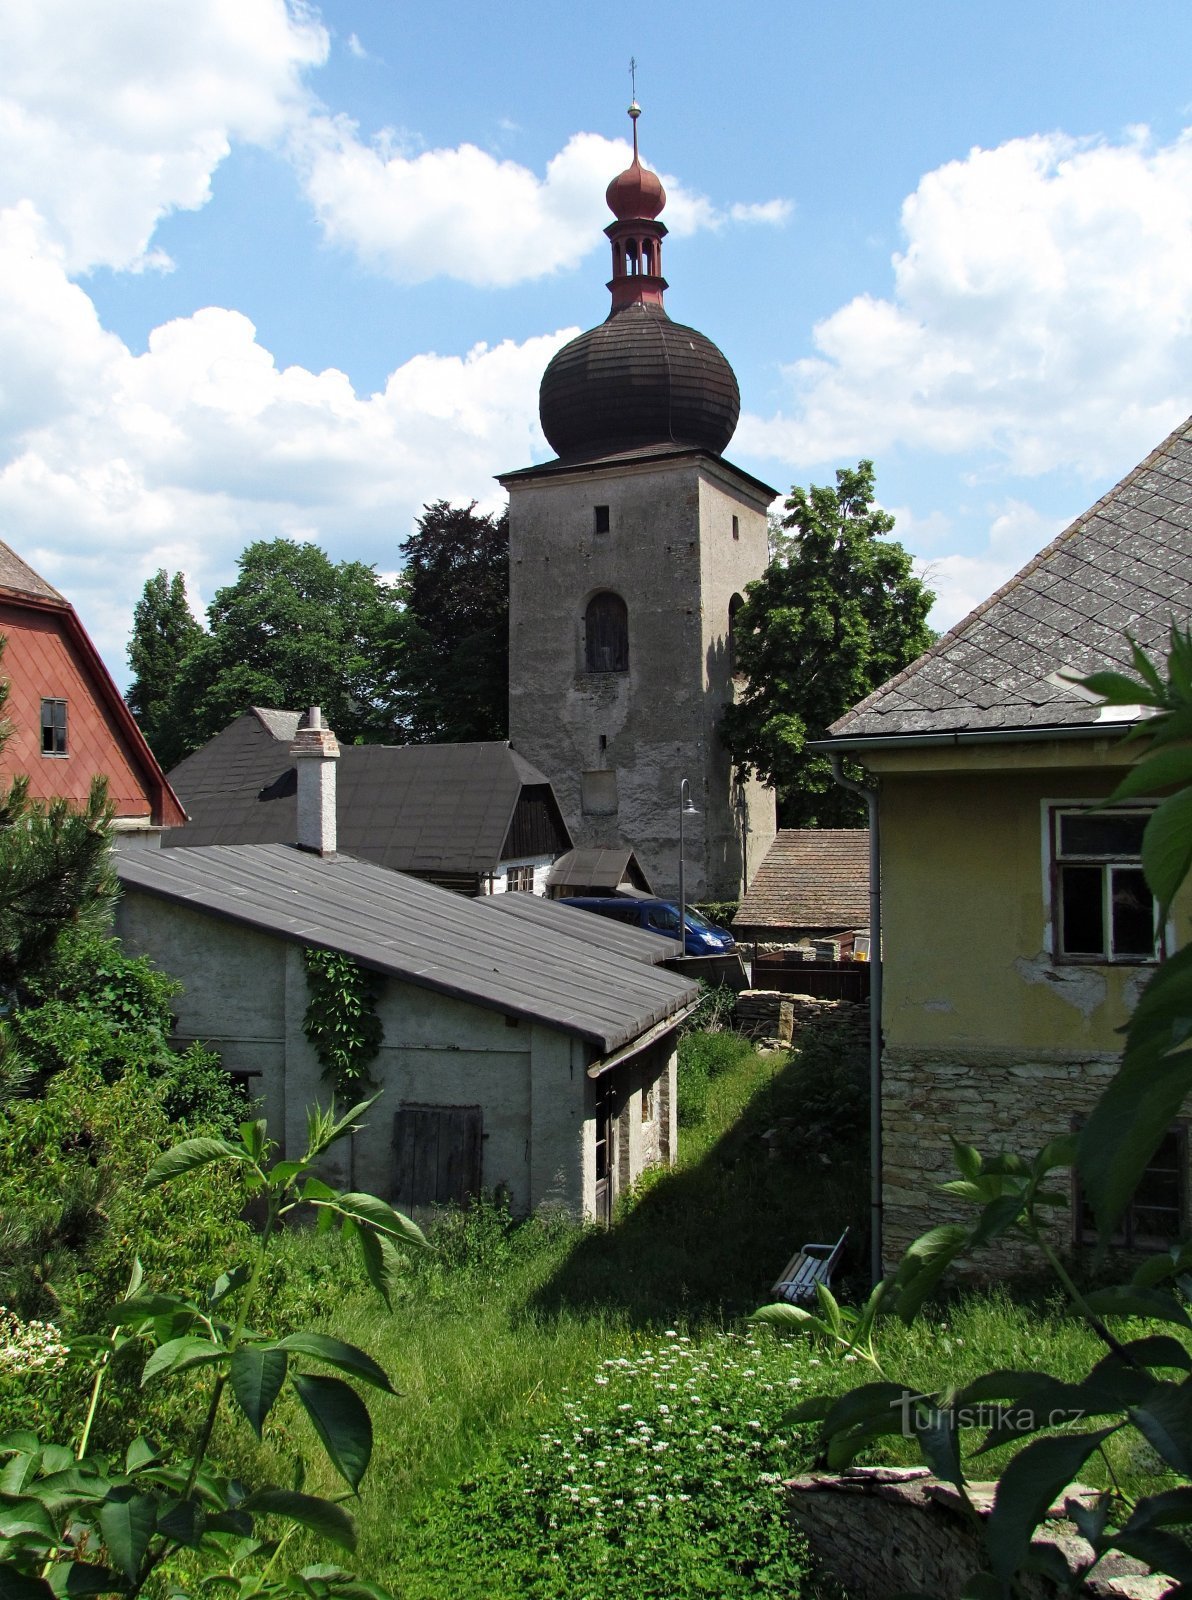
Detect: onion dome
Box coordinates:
(540, 305, 740, 458)
(605, 104, 666, 220)
(538, 102, 740, 461)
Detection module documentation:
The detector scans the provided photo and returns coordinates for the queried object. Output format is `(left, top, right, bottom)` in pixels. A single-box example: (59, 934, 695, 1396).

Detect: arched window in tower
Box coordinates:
(584, 591, 629, 673)
(624, 240, 640, 275)
(728, 592, 745, 677)
(642, 239, 656, 275)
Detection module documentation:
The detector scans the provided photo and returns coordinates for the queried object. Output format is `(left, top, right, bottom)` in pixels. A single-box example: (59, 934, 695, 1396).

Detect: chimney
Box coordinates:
(290, 706, 340, 856)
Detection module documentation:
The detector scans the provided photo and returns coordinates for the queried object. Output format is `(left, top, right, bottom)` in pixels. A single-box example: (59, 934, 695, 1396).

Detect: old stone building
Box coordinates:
(499, 105, 776, 902)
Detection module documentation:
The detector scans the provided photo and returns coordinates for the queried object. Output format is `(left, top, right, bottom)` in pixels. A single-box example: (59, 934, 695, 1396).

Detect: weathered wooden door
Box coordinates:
(593, 1075, 615, 1225)
(393, 1103, 483, 1209)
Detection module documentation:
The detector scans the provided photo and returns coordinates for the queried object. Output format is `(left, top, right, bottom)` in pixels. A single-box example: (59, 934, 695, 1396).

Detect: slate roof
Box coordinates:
(166, 712, 569, 877)
(737, 829, 870, 932)
(482, 891, 670, 965)
(0, 541, 65, 604)
(115, 842, 697, 1053)
(829, 413, 1192, 741)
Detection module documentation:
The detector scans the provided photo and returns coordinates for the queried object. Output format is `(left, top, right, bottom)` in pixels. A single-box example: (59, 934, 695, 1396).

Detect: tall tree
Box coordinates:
(126, 570, 203, 769)
(722, 460, 934, 826)
(161, 540, 405, 759)
(395, 500, 509, 743)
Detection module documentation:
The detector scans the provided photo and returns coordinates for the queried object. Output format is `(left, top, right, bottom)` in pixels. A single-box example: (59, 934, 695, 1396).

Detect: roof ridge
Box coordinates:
(0, 539, 67, 604)
(831, 411, 1192, 734)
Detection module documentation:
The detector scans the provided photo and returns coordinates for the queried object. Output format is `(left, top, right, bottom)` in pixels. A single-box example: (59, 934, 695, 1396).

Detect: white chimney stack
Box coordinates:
(290, 706, 340, 856)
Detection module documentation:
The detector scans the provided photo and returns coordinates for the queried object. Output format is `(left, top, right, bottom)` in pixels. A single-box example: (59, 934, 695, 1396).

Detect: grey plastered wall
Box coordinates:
(507, 454, 775, 901)
(115, 893, 289, 1135)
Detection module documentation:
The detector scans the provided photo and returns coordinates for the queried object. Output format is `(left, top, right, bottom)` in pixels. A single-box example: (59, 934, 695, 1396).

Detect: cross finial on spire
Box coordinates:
(629, 56, 637, 100)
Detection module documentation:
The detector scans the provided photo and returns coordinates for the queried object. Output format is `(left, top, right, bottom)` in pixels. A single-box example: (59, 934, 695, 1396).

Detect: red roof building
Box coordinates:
(0, 541, 185, 827)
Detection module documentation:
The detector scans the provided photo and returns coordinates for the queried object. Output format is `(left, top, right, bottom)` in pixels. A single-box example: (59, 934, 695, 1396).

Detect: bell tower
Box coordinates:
(499, 105, 776, 903)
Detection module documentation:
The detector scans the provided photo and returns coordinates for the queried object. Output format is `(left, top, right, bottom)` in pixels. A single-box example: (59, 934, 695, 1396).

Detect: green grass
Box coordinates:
(211, 1031, 866, 1594)
(179, 1025, 1181, 1593)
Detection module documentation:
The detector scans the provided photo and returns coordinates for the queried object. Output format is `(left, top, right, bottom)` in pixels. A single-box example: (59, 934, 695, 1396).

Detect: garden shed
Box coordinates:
(113, 836, 698, 1221)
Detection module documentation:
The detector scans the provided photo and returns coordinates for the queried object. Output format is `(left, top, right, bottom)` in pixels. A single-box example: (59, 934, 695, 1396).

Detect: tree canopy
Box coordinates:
(129, 541, 406, 764)
(126, 570, 203, 770)
(722, 460, 934, 826)
(393, 500, 509, 744)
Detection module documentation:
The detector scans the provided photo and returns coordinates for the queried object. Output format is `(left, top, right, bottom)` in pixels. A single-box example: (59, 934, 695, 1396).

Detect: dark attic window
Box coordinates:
(41, 698, 67, 755)
(594, 505, 611, 534)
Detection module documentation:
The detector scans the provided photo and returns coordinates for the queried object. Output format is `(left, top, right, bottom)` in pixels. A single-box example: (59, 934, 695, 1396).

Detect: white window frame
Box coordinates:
(1049, 803, 1160, 965)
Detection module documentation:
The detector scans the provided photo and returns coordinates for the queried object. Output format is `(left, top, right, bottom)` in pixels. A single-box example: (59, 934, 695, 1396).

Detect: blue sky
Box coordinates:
(4, 0, 1192, 685)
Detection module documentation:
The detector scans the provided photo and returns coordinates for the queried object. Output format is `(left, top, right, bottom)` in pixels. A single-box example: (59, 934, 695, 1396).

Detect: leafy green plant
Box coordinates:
(0, 1096, 428, 1600)
(753, 626, 1192, 1596)
(302, 950, 383, 1099)
(402, 1329, 813, 1599)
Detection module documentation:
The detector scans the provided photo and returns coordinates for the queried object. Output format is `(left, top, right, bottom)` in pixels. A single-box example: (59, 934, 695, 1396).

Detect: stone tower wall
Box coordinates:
(506, 453, 775, 900)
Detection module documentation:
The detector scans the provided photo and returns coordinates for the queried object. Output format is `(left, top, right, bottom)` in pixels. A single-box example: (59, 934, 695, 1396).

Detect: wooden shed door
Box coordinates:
(594, 1075, 615, 1226)
(393, 1103, 483, 1208)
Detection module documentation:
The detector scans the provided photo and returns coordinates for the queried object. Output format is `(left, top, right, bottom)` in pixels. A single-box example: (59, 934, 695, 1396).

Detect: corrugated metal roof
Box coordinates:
(831, 413, 1192, 741)
(738, 829, 870, 932)
(115, 842, 697, 1052)
(481, 892, 670, 965)
(166, 717, 569, 876)
(546, 846, 645, 890)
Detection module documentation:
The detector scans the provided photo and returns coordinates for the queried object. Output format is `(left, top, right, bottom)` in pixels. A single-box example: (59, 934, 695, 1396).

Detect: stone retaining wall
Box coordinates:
(735, 989, 868, 1049)
(787, 1468, 1165, 1599)
(882, 1046, 1122, 1268)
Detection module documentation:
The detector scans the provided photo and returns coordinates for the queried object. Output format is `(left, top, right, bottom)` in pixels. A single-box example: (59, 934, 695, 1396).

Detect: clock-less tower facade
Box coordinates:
(499, 106, 776, 902)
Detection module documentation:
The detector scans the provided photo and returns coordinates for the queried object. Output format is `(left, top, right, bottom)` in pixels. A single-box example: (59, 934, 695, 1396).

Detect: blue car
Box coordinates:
(558, 896, 736, 956)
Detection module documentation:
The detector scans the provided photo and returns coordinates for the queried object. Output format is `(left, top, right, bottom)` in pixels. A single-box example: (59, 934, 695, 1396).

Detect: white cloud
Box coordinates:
(918, 500, 1067, 631)
(293, 116, 785, 285)
(729, 199, 792, 225)
(0, 204, 568, 674)
(0, 0, 328, 272)
(740, 126, 1192, 480)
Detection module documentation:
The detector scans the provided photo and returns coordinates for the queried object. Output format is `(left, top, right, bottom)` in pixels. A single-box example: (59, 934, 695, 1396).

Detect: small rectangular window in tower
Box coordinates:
(41, 698, 67, 755)
(594, 504, 610, 534)
(732, 515, 740, 541)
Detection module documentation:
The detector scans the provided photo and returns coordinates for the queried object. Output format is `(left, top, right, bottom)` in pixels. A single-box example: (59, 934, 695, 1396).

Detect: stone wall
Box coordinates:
(735, 989, 869, 1051)
(882, 1045, 1122, 1267)
(786, 1468, 1164, 1599)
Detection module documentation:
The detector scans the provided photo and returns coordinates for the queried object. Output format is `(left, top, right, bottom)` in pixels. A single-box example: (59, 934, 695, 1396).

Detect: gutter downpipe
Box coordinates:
(828, 753, 883, 1289)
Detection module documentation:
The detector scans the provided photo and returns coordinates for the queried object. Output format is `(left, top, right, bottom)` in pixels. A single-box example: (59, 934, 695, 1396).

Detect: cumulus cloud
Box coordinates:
(0, 204, 568, 671)
(0, 0, 327, 272)
(729, 199, 792, 225)
(916, 500, 1068, 631)
(293, 117, 785, 286)
(739, 126, 1192, 480)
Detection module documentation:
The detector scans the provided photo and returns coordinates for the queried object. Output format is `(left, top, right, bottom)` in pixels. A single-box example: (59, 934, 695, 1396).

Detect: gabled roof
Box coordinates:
(166, 712, 570, 876)
(0, 541, 66, 604)
(115, 842, 697, 1053)
(0, 540, 185, 826)
(737, 829, 870, 932)
(545, 845, 652, 893)
(829, 413, 1192, 742)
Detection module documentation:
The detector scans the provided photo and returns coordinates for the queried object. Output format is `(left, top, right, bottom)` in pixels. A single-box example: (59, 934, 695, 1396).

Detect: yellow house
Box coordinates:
(819, 414, 1192, 1268)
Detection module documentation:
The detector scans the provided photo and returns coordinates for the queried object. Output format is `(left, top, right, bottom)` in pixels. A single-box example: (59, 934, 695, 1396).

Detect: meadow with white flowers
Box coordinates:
(400, 1328, 826, 1598)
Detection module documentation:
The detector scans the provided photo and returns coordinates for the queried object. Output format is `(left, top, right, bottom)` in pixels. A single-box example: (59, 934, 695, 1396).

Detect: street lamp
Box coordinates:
(676, 778, 700, 958)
